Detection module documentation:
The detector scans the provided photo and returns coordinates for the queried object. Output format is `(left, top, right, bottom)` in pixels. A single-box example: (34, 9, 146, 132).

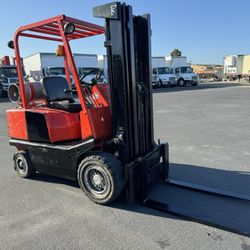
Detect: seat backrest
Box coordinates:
(41, 76, 73, 102)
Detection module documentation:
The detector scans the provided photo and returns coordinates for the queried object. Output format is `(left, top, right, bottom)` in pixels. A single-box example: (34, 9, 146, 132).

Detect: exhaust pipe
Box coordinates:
(8, 82, 44, 103)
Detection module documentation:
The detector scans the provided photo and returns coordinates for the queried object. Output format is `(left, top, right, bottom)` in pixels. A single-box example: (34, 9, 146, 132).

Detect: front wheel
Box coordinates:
(77, 152, 126, 204)
(191, 82, 198, 86)
(159, 80, 163, 88)
(178, 79, 186, 87)
(0, 88, 4, 98)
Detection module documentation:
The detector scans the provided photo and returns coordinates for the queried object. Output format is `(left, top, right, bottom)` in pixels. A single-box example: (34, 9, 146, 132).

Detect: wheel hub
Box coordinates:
(89, 170, 105, 191)
(93, 173, 102, 186)
(17, 159, 24, 171)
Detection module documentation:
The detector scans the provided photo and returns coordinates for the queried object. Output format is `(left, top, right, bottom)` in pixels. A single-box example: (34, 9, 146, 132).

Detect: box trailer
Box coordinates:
(236, 55, 244, 75)
(152, 56, 166, 68)
(242, 55, 250, 76)
(24, 53, 63, 81)
(74, 53, 98, 68)
(165, 56, 188, 68)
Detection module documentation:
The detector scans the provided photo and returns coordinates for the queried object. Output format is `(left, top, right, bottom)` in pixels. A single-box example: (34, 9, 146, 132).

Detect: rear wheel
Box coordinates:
(14, 151, 36, 178)
(77, 152, 126, 204)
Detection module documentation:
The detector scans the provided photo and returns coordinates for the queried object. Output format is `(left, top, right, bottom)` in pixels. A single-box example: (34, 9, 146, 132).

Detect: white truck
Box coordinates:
(151, 57, 177, 88)
(0, 56, 24, 97)
(166, 56, 199, 86)
(0, 65, 20, 97)
(23, 52, 99, 81)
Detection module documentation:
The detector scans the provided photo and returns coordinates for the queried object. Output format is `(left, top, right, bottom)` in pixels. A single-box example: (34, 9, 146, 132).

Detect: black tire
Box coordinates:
(77, 152, 126, 205)
(191, 82, 198, 86)
(178, 78, 186, 87)
(0, 88, 4, 98)
(14, 151, 36, 178)
(159, 80, 163, 88)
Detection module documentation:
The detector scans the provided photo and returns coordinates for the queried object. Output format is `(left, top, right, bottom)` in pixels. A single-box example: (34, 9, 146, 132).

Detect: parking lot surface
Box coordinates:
(0, 82, 250, 250)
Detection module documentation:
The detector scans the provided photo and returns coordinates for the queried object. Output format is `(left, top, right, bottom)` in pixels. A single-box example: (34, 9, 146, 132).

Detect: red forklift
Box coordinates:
(6, 2, 250, 236)
(7, 3, 168, 205)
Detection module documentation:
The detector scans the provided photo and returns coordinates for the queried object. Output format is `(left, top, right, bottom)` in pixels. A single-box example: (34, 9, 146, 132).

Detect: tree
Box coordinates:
(171, 49, 182, 57)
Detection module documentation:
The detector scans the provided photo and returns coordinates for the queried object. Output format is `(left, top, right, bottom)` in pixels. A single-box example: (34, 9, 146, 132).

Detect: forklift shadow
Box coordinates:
(153, 82, 245, 94)
(31, 173, 80, 188)
(30, 163, 250, 236)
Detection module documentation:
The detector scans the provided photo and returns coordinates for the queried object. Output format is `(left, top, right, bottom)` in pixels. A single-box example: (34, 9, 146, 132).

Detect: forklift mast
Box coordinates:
(94, 2, 154, 164)
(93, 2, 168, 204)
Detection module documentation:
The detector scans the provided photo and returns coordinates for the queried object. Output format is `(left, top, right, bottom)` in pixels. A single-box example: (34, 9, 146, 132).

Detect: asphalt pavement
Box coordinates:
(0, 82, 250, 250)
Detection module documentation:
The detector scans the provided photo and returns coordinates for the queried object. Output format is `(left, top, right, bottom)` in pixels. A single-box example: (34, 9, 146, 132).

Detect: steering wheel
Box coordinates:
(80, 68, 103, 86)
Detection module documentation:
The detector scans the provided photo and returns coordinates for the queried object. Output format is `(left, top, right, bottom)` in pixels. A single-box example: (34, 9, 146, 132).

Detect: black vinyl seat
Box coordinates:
(41, 76, 82, 113)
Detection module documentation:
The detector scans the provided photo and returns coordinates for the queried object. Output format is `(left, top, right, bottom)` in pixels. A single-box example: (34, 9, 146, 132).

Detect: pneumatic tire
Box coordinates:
(14, 151, 36, 178)
(77, 152, 126, 205)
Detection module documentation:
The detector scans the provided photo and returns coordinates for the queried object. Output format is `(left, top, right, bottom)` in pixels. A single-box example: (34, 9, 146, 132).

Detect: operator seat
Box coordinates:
(41, 76, 82, 113)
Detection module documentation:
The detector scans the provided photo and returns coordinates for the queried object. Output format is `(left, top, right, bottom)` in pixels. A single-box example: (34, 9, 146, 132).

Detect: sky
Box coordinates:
(0, 0, 250, 64)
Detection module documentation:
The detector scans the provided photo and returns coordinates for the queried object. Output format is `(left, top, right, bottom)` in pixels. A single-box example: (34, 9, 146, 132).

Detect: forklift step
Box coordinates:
(144, 182, 250, 237)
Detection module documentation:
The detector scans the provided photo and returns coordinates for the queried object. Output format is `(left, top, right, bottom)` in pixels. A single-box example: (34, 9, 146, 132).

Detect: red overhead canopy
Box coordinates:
(13, 15, 105, 109)
(16, 15, 105, 42)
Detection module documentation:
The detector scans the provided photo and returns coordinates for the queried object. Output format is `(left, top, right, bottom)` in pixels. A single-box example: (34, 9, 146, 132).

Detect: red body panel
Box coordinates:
(89, 107, 112, 141)
(80, 106, 111, 141)
(6, 109, 28, 140)
(33, 108, 81, 143)
(7, 108, 81, 143)
(92, 84, 111, 107)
